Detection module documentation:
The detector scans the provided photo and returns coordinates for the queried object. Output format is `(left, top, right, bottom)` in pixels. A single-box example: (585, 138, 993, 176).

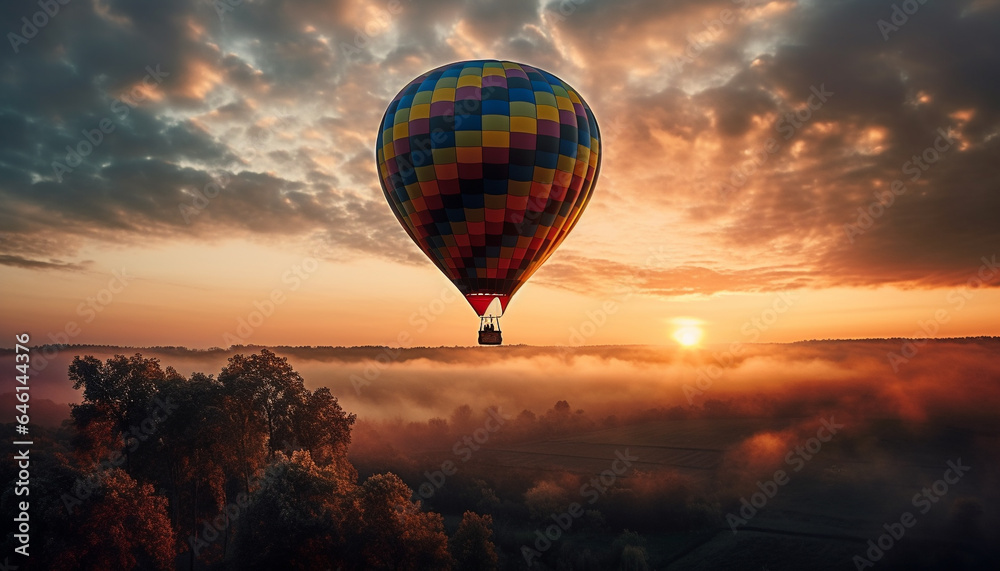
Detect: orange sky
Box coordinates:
(2, 0, 999, 348)
(2, 242, 998, 348)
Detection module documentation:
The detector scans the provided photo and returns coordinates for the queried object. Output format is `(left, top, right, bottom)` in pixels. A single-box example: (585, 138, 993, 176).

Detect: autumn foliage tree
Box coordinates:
(68, 353, 168, 470)
(219, 349, 306, 460)
(353, 472, 453, 570)
(51, 469, 176, 571)
(293, 386, 356, 465)
(230, 451, 356, 570)
(15, 349, 470, 571)
(153, 371, 232, 565)
(451, 511, 499, 571)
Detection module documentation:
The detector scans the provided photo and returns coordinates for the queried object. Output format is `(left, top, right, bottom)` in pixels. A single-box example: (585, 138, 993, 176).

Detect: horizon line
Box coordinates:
(3, 336, 1000, 353)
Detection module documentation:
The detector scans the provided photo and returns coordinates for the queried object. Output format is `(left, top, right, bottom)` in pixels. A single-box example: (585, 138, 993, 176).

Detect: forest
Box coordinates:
(4, 343, 999, 571)
(1, 350, 505, 570)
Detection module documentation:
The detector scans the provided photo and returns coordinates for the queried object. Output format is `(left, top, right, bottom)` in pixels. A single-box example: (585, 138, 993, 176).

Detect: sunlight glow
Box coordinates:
(673, 326, 703, 347)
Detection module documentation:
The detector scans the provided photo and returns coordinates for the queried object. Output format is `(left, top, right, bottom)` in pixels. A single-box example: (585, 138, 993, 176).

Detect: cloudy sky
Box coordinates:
(2, 0, 998, 348)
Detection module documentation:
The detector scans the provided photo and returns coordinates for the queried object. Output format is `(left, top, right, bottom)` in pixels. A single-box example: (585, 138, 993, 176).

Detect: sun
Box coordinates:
(673, 326, 703, 347)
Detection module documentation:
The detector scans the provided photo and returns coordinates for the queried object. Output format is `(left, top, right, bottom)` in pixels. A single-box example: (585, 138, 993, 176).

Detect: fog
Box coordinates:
(4, 339, 999, 569)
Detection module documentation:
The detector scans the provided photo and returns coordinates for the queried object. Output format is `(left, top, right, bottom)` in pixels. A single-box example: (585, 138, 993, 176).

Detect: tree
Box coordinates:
(68, 353, 167, 470)
(219, 349, 308, 459)
(15, 350, 470, 571)
(231, 451, 356, 570)
(450, 404, 475, 433)
(151, 371, 232, 565)
(69, 354, 166, 431)
(613, 530, 650, 571)
(51, 469, 176, 571)
(524, 480, 570, 521)
(451, 511, 498, 571)
(292, 386, 356, 466)
(353, 473, 452, 570)
(619, 546, 650, 571)
(219, 350, 306, 493)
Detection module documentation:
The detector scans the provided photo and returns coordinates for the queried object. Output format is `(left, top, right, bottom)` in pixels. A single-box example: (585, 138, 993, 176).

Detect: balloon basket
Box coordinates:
(478, 316, 502, 345)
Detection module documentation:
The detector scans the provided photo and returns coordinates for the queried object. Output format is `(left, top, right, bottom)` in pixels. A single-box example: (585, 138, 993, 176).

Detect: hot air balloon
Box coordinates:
(376, 60, 601, 344)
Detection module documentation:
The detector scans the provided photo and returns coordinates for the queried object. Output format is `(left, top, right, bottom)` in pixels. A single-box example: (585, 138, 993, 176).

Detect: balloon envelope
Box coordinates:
(376, 60, 601, 316)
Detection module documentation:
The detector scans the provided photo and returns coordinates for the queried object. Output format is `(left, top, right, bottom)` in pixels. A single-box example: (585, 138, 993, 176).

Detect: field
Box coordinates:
(406, 415, 999, 570)
(5, 340, 999, 569)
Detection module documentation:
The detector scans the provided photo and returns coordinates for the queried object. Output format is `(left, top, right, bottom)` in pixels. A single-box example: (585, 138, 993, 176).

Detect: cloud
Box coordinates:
(16, 338, 1000, 424)
(581, 0, 1000, 291)
(532, 252, 813, 296)
(0, 254, 90, 271)
(8, 339, 1000, 540)
(0, 0, 997, 294)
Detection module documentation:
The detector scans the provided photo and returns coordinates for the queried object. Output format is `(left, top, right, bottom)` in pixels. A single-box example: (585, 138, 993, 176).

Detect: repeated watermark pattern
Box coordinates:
(60, 397, 179, 514)
(886, 254, 997, 372)
(338, 0, 414, 59)
(50, 64, 170, 182)
(844, 127, 954, 243)
(556, 247, 670, 355)
(727, 416, 844, 533)
(414, 407, 510, 500)
(877, 0, 933, 42)
(29, 269, 135, 374)
(669, 0, 768, 75)
(719, 84, 834, 199)
(683, 291, 799, 404)
(222, 257, 319, 346)
(179, 174, 231, 224)
(851, 458, 970, 570)
(521, 449, 638, 567)
(350, 285, 460, 395)
(7, 0, 74, 54)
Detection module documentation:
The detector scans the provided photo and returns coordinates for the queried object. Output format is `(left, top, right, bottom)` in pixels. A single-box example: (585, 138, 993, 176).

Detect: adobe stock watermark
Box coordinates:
(188, 447, 298, 558)
(545, 0, 588, 23)
(339, 0, 413, 59)
(178, 173, 230, 224)
(556, 247, 670, 355)
(521, 449, 638, 567)
(719, 84, 834, 198)
(222, 257, 319, 346)
(60, 396, 179, 514)
(210, 0, 246, 21)
(727, 416, 844, 533)
(51, 64, 170, 181)
(350, 285, 460, 395)
(886, 255, 997, 372)
(29, 269, 135, 374)
(852, 458, 970, 570)
(7, 0, 74, 54)
(844, 127, 954, 243)
(683, 291, 799, 404)
(242, 102, 325, 154)
(414, 407, 510, 500)
(388, 85, 503, 185)
(669, 0, 766, 74)
(877, 0, 932, 42)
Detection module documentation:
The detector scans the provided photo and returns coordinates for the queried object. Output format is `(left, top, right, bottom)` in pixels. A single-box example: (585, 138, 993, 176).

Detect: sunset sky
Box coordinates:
(2, 0, 999, 348)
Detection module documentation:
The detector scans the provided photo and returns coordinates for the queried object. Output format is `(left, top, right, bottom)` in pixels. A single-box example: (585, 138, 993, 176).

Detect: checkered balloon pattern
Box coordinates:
(376, 60, 602, 316)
